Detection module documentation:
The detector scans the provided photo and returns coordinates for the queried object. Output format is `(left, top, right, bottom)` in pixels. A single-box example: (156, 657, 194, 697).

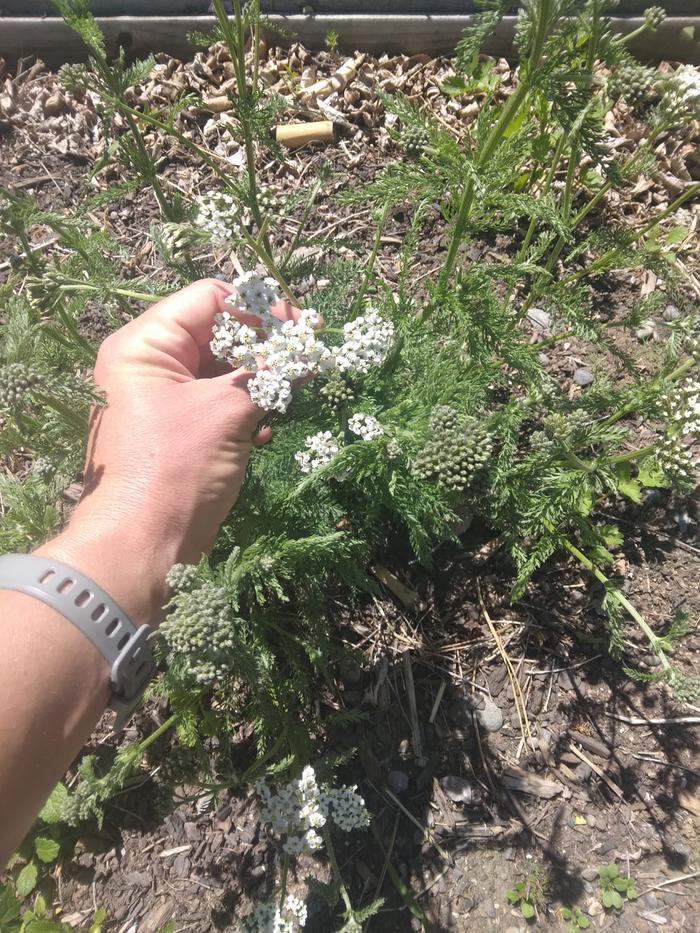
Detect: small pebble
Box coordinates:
(573, 368, 595, 387)
(636, 325, 655, 341)
(581, 867, 598, 882)
(387, 769, 409, 795)
(662, 304, 680, 322)
(440, 775, 475, 804)
(478, 698, 504, 733)
(526, 307, 551, 331)
(214, 272, 228, 281)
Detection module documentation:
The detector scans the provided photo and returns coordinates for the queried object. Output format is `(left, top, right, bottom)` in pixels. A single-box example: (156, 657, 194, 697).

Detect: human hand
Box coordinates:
(39, 278, 299, 625)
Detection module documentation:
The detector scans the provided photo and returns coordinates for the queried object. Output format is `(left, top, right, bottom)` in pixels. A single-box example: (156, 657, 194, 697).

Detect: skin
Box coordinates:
(0, 278, 301, 861)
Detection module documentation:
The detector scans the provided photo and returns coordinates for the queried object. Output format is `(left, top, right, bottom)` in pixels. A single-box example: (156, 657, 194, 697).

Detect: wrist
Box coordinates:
(35, 496, 178, 628)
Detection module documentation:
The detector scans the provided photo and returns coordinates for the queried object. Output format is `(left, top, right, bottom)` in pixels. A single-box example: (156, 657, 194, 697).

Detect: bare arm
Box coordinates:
(0, 279, 301, 859)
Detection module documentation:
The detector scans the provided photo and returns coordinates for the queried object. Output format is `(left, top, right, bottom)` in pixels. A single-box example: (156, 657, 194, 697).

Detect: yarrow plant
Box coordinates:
(244, 766, 377, 930)
(3, 2, 700, 916)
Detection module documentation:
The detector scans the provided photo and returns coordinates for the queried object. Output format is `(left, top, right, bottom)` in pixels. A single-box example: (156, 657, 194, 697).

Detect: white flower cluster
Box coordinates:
(231, 271, 281, 322)
(323, 785, 371, 832)
(194, 190, 241, 242)
(256, 766, 371, 857)
(664, 379, 700, 437)
(210, 274, 394, 415)
(335, 310, 395, 374)
(294, 431, 339, 474)
(257, 765, 326, 856)
(661, 65, 700, 120)
(348, 412, 384, 440)
(239, 895, 307, 933)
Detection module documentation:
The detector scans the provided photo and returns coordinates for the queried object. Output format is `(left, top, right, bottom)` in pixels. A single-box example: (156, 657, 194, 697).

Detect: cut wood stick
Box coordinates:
(403, 651, 423, 758)
(606, 713, 700, 726)
(275, 120, 336, 149)
(568, 743, 624, 799)
(301, 54, 365, 99)
(637, 871, 700, 898)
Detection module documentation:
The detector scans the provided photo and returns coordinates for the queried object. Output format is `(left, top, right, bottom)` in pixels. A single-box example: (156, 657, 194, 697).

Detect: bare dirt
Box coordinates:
(0, 41, 699, 933)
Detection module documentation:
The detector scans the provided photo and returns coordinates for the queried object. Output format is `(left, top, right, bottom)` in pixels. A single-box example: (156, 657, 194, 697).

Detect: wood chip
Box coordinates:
(158, 844, 192, 858)
(501, 766, 564, 799)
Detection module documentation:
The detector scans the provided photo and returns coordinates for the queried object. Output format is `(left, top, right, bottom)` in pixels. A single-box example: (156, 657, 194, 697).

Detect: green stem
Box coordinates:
(35, 392, 89, 435)
(282, 180, 322, 268)
(350, 201, 390, 318)
(440, 0, 552, 291)
(138, 713, 178, 750)
(557, 531, 671, 670)
(279, 854, 290, 901)
(613, 22, 649, 46)
(322, 825, 353, 916)
(602, 443, 656, 466)
(558, 181, 700, 290)
(123, 111, 176, 221)
(17, 228, 41, 274)
(242, 229, 298, 306)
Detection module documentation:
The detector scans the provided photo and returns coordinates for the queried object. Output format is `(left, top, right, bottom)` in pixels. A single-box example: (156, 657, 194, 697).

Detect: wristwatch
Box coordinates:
(0, 553, 156, 728)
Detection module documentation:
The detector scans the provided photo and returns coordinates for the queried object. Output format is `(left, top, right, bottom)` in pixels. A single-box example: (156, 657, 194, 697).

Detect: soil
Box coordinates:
(1, 41, 699, 933)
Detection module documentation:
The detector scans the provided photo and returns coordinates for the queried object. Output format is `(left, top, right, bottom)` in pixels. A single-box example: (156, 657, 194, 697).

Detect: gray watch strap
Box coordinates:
(0, 554, 155, 728)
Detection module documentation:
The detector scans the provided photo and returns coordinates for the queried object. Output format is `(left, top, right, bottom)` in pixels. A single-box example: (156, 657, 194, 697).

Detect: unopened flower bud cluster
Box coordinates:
(0, 362, 41, 408)
(256, 765, 370, 858)
(195, 190, 241, 242)
(210, 274, 394, 415)
(608, 62, 655, 108)
(239, 895, 307, 933)
(159, 222, 206, 259)
(401, 124, 430, 157)
(160, 573, 239, 686)
(644, 5, 666, 29)
(414, 406, 494, 492)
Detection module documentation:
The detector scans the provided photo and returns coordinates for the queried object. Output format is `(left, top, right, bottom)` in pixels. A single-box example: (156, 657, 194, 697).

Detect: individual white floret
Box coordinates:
(194, 190, 241, 242)
(248, 370, 293, 413)
(335, 309, 394, 374)
(294, 431, 340, 473)
(348, 412, 384, 440)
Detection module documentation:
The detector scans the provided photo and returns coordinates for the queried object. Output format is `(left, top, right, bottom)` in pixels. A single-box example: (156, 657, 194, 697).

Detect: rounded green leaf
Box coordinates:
(0, 884, 21, 924)
(15, 861, 39, 899)
(611, 891, 623, 910)
(602, 889, 615, 909)
(627, 886, 638, 901)
(578, 914, 591, 929)
(521, 900, 536, 919)
(34, 837, 60, 864)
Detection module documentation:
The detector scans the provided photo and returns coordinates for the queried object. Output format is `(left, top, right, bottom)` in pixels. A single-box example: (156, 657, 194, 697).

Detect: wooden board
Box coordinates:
(1, 15, 698, 65)
(2, 1, 695, 14)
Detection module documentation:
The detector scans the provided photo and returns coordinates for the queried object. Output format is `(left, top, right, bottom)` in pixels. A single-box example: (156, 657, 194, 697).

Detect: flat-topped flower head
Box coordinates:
(295, 431, 339, 474)
(248, 370, 293, 413)
(229, 271, 281, 321)
(664, 378, 700, 437)
(335, 309, 394, 374)
(348, 412, 384, 440)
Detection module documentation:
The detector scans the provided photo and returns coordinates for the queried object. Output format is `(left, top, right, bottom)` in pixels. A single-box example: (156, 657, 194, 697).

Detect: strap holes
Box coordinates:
(75, 589, 91, 608)
(117, 633, 131, 650)
(105, 618, 120, 636)
(58, 577, 75, 594)
(91, 604, 107, 622)
(39, 570, 55, 584)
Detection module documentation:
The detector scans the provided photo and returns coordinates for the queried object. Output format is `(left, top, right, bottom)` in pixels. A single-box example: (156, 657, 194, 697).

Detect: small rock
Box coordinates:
(636, 325, 655, 341)
(573, 368, 595, 387)
(214, 272, 228, 281)
(440, 775, 475, 804)
(586, 898, 604, 917)
(44, 92, 67, 116)
(478, 698, 503, 732)
(387, 769, 409, 795)
(662, 304, 680, 322)
(581, 867, 598, 882)
(538, 352, 550, 364)
(527, 307, 551, 331)
(644, 893, 659, 909)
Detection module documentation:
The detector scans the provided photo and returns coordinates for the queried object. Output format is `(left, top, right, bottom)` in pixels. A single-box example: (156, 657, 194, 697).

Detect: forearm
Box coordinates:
(0, 499, 176, 862)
